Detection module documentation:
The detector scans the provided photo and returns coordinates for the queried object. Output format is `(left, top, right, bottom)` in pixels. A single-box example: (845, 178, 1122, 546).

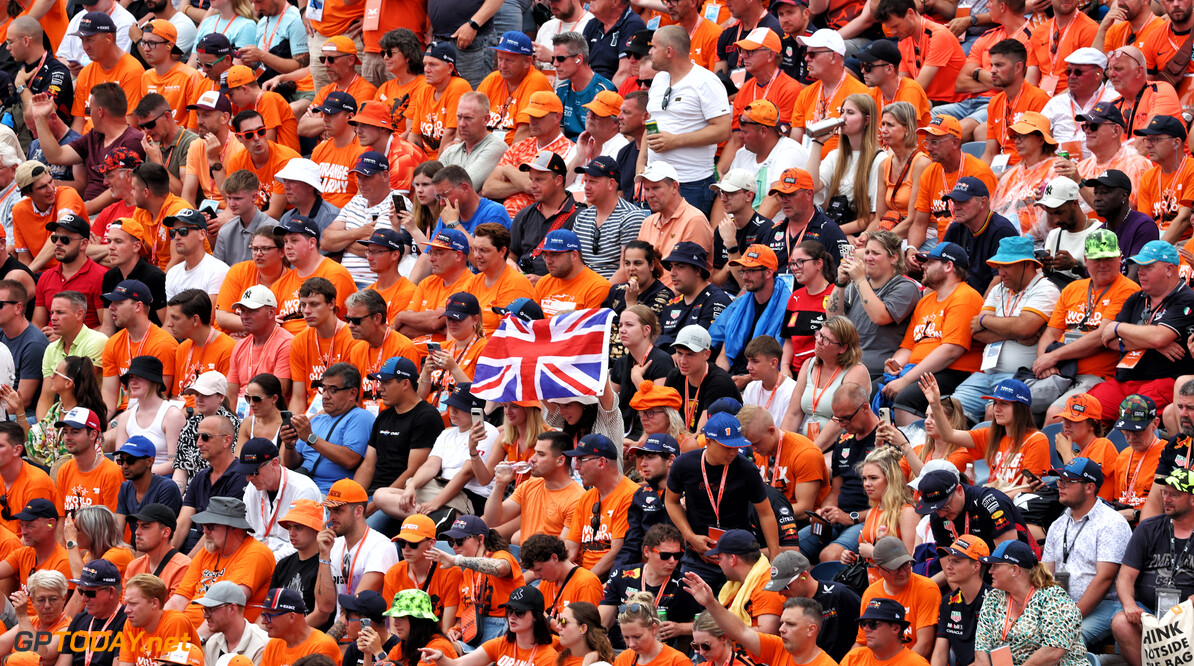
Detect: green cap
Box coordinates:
(382, 589, 439, 621)
(1084, 228, 1121, 260)
(1165, 468, 1194, 494)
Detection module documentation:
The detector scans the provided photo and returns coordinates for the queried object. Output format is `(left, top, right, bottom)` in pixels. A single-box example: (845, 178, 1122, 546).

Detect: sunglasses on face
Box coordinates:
(238, 128, 268, 140)
(860, 620, 888, 630)
(447, 536, 467, 547)
(80, 589, 109, 598)
(396, 539, 421, 549)
(345, 315, 374, 325)
(198, 432, 220, 441)
(694, 643, 714, 652)
(652, 549, 683, 561)
(552, 54, 577, 63)
(196, 55, 227, 70)
(138, 112, 167, 131)
(319, 55, 345, 64)
(169, 228, 195, 239)
(246, 394, 269, 403)
(50, 234, 79, 245)
(508, 608, 530, 617)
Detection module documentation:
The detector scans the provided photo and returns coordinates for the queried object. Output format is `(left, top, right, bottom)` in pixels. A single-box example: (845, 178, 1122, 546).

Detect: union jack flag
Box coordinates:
(471, 308, 615, 403)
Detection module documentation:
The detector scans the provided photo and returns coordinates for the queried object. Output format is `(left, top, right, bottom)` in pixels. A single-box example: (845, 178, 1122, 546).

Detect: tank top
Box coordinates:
(125, 400, 174, 468)
(798, 362, 848, 437)
(248, 415, 282, 447)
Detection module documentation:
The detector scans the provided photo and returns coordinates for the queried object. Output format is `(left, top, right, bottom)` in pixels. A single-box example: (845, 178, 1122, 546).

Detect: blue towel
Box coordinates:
(872, 365, 916, 413)
(710, 276, 792, 363)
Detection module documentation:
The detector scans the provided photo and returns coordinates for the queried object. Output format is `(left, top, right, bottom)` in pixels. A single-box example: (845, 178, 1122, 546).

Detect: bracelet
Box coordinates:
(979, 314, 988, 329)
(835, 279, 849, 288)
(1114, 322, 1121, 338)
(319, 558, 332, 565)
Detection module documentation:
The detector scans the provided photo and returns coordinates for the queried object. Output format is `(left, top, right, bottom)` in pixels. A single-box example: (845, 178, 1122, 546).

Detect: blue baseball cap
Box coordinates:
(942, 176, 989, 202)
(352, 151, 390, 176)
(987, 235, 1040, 266)
(541, 229, 581, 253)
(1051, 456, 1103, 488)
(980, 540, 1037, 568)
(273, 215, 321, 241)
(425, 42, 457, 65)
(492, 297, 544, 322)
(72, 11, 116, 35)
(359, 228, 412, 252)
(442, 292, 481, 320)
(103, 279, 153, 304)
(70, 559, 121, 587)
(117, 436, 157, 460)
(915, 241, 970, 270)
(313, 91, 358, 115)
(368, 356, 418, 382)
(705, 528, 759, 556)
(703, 412, 750, 448)
(628, 433, 679, 457)
(443, 515, 488, 539)
(708, 397, 742, 416)
(1130, 240, 1180, 266)
(234, 437, 280, 474)
(575, 156, 619, 179)
(980, 379, 1032, 407)
(564, 433, 619, 460)
(492, 31, 533, 56)
(423, 228, 469, 254)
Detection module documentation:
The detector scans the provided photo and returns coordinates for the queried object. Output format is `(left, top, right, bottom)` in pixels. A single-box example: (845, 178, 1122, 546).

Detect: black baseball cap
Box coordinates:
(274, 216, 321, 241)
(623, 30, 653, 57)
(132, 503, 178, 532)
(235, 438, 280, 474)
(857, 39, 900, 66)
(501, 585, 545, 613)
(1075, 102, 1126, 128)
(915, 242, 970, 271)
(14, 498, 58, 521)
(46, 213, 90, 237)
(574, 155, 619, 179)
(359, 228, 411, 252)
(1082, 169, 1132, 191)
(313, 91, 358, 115)
(163, 208, 207, 230)
(196, 32, 233, 56)
(1134, 114, 1187, 140)
(914, 470, 960, 515)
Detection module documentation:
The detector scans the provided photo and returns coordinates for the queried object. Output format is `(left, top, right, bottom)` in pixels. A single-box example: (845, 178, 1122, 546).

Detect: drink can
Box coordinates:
(646, 119, 660, 134)
(658, 608, 668, 622)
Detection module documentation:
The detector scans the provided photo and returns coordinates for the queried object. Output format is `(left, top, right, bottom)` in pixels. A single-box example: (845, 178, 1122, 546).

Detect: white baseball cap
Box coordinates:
(673, 325, 712, 353)
(233, 285, 278, 310)
(1036, 176, 1081, 208)
(185, 371, 228, 397)
(711, 169, 757, 193)
(1065, 47, 1108, 69)
(799, 29, 846, 57)
(636, 161, 680, 183)
(275, 158, 324, 193)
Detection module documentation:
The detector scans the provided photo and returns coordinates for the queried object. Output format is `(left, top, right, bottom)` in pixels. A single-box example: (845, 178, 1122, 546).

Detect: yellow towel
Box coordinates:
(717, 554, 772, 624)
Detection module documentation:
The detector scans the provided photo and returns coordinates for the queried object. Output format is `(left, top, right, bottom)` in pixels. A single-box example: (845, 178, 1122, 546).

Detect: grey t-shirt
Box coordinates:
(842, 275, 920, 378)
(0, 324, 48, 385)
(214, 209, 278, 266)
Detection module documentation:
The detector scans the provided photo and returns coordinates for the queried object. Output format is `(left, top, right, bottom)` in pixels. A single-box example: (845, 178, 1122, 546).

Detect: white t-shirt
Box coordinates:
(429, 422, 499, 497)
(1044, 221, 1103, 271)
(814, 148, 886, 212)
(165, 253, 231, 299)
(742, 376, 797, 427)
(242, 468, 322, 560)
(645, 65, 732, 182)
(58, 4, 137, 66)
(728, 136, 809, 208)
(329, 528, 400, 601)
(981, 273, 1060, 373)
(170, 12, 200, 56)
(535, 12, 595, 74)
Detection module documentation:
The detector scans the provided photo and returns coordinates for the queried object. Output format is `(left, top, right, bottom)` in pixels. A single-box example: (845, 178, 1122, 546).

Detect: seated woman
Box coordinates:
(626, 382, 697, 453)
(1054, 393, 1120, 502)
(806, 93, 886, 236)
(611, 593, 690, 666)
(25, 355, 106, 468)
(826, 230, 920, 381)
(882, 394, 972, 480)
(554, 602, 616, 666)
(991, 112, 1060, 240)
(378, 589, 458, 666)
(876, 102, 930, 236)
(691, 610, 756, 666)
(65, 505, 135, 579)
(0, 570, 70, 661)
(114, 356, 185, 477)
(783, 316, 870, 451)
(603, 241, 675, 329)
(236, 373, 287, 449)
(781, 241, 837, 375)
(418, 293, 487, 425)
(422, 585, 557, 665)
(839, 446, 918, 569)
(611, 306, 675, 442)
(428, 518, 525, 647)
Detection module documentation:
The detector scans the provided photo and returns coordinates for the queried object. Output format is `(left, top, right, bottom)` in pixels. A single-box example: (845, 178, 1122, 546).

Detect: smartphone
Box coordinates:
(280, 410, 293, 430)
(472, 407, 485, 426)
(360, 618, 371, 629)
(879, 407, 892, 425)
(1021, 470, 1040, 484)
(845, 244, 856, 262)
(199, 199, 220, 218)
(804, 510, 830, 525)
(426, 341, 441, 352)
(392, 194, 406, 214)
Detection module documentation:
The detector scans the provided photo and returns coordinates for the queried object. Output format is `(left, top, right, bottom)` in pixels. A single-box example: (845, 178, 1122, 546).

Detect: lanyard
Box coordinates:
(1078, 280, 1115, 329)
(548, 565, 579, 615)
(1048, 16, 1077, 70)
(785, 222, 810, 262)
(684, 380, 702, 430)
(314, 322, 344, 367)
(999, 274, 1038, 316)
(259, 470, 289, 537)
(651, 571, 671, 608)
(947, 509, 971, 541)
(815, 77, 845, 121)
(246, 326, 281, 381)
(1158, 156, 1190, 214)
(810, 363, 843, 417)
(411, 561, 438, 592)
(1123, 436, 1161, 499)
(83, 606, 122, 666)
(767, 434, 785, 486)
(343, 533, 369, 592)
(183, 328, 218, 389)
(213, 14, 236, 35)
(1061, 514, 1089, 563)
(1000, 588, 1036, 641)
(700, 450, 731, 527)
(1169, 519, 1194, 582)
(762, 380, 782, 410)
(433, 336, 480, 393)
(1141, 284, 1183, 325)
(262, 13, 285, 51)
(126, 330, 150, 367)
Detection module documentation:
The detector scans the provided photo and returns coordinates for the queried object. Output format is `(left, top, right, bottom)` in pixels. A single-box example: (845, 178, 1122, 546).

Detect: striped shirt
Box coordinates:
(573, 198, 649, 279)
(331, 192, 408, 286)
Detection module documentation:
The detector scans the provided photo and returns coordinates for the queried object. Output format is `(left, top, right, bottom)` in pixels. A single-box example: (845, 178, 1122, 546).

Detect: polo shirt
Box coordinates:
(942, 212, 1021, 293)
(779, 33, 813, 85)
(215, 209, 278, 266)
(180, 466, 250, 551)
(978, 274, 1060, 373)
(41, 326, 108, 378)
(557, 74, 615, 139)
(438, 133, 510, 187)
(101, 260, 169, 325)
(510, 194, 581, 275)
(832, 426, 877, 512)
(581, 8, 647, 80)
(656, 284, 732, 349)
(430, 197, 512, 237)
(1113, 283, 1194, 381)
(34, 260, 107, 329)
(638, 201, 714, 288)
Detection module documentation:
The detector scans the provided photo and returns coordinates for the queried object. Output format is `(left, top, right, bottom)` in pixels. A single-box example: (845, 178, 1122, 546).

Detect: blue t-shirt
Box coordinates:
(431, 197, 512, 236)
(1, 325, 47, 383)
(255, 6, 309, 55)
(557, 74, 615, 139)
(117, 475, 184, 536)
(197, 15, 257, 49)
(298, 407, 375, 494)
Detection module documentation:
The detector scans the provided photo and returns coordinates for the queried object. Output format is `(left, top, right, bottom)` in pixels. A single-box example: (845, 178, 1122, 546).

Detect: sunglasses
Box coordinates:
(80, 589, 109, 598)
(694, 643, 714, 652)
(116, 455, 144, 466)
(552, 54, 577, 63)
(0, 300, 21, 307)
(198, 432, 220, 441)
(196, 55, 227, 70)
(345, 315, 374, 325)
(246, 394, 268, 403)
(319, 55, 346, 64)
(138, 112, 167, 131)
(558, 617, 570, 627)
(50, 234, 79, 245)
(446, 536, 467, 547)
(860, 620, 887, 630)
(508, 608, 530, 617)
(238, 128, 268, 140)
(652, 549, 683, 561)
(169, 228, 195, 239)
(382, 48, 399, 57)
(396, 539, 421, 549)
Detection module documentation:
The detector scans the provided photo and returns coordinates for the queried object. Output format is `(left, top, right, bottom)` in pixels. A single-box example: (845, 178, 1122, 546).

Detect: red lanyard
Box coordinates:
(684, 381, 702, 431)
(246, 326, 281, 382)
(314, 322, 344, 367)
(1000, 588, 1036, 641)
(259, 470, 289, 537)
(763, 381, 781, 410)
(810, 364, 842, 416)
(183, 328, 218, 390)
(262, 14, 285, 51)
(343, 534, 368, 592)
(701, 450, 731, 527)
(768, 435, 785, 486)
(83, 605, 122, 666)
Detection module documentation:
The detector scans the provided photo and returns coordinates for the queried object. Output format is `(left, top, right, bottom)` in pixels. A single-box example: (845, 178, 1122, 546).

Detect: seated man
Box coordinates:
(482, 431, 584, 542)
(710, 529, 784, 634)
(196, 580, 269, 664)
(279, 362, 374, 495)
(239, 438, 321, 559)
(118, 574, 201, 666)
(763, 551, 860, 662)
(563, 434, 640, 581)
(258, 588, 342, 666)
(845, 598, 929, 666)
(855, 536, 941, 659)
(663, 325, 741, 432)
(599, 524, 701, 633)
(915, 468, 1036, 559)
(1113, 396, 1164, 519)
(519, 534, 603, 622)
(381, 515, 461, 632)
(738, 404, 827, 514)
(125, 503, 192, 595)
(740, 336, 797, 425)
(934, 536, 991, 666)
(0, 499, 70, 593)
(534, 229, 611, 318)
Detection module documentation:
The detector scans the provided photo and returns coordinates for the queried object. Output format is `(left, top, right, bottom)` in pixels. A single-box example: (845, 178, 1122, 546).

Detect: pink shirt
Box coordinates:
(227, 325, 295, 396)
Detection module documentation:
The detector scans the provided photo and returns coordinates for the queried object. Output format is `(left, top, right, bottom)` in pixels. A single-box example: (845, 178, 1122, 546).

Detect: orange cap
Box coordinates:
(523, 91, 564, 118)
(1059, 393, 1102, 422)
(144, 19, 177, 45)
(918, 114, 962, 139)
(583, 90, 623, 117)
(937, 534, 990, 560)
(1008, 111, 1057, 145)
(7, 653, 39, 666)
(741, 100, 779, 128)
(322, 479, 369, 506)
(223, 65, 257, 89)
(323, 35, 357, 56)
(629, 381, 683, 411)
(350, 101, 393, 130)
(279, 498, 325, 531)
(110, 218, 152, 252)
(735, 26, 782, 52)
(156, 643, 203, 666)
(730, 244, 780, 270)
(769, 167, 814, 195)
(392, 514, 437, 542)
(222, 657, 254, 666)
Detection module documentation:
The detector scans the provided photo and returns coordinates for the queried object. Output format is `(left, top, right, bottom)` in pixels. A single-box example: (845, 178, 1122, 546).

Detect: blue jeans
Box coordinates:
(932, 97, 990, 122)
(1083, 599, 1122, 645)
(679, 175, 717, 218)
(798, 522, 865, 561)
(453, 31, 498, 89)
(950, 371, 1016, 424)
(460, 616, 509, 653)
(367, 510, 404, 538)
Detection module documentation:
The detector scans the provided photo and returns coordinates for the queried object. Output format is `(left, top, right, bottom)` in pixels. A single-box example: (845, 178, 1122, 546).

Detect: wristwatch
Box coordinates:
(307, 432, 319, 445)
(849, 511, 860, 525)
(969, 13, 977, 25)
(971, 68, 982, 82)
(467, 19, 481, 30)
(14, 85, 25, 95)
(65, 541, 77, 550)
(725, 245, 740, 254)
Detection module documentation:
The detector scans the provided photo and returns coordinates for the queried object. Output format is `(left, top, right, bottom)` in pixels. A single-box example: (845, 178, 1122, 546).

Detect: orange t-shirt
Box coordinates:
(1068, 437, 1122, 501)
(376, 76, 429, 131)
(476, 69, 554, 144)
(914, 154, 998, 238)
(102, 325, 180, 410)
(249, 91, 300, 153)
(1026, 13, 1099, 94)
(5, 544, 71, 597)
(566, 476, 639, 569)
(986, 83, 1051, 166)
(385, 134, 428, 193)
(507, 477, 585, 539)
(898, 19, 966, 103)
(310, 0, 364, 37)
(1142, 20, 1194, 106)
(289, 322, 357, 406)
(482, 639, 559, 666)
(381, 561, 463, 621)
(966, 23, 1032, 98)
(1136, 159, 1194, 238)
(690, 18, 723, 71)
(261, 630, 344, 666)
(125, 551, 193, 596)
(363, 0, 427, 52)
(217, 260, 263, 333)
(733, 70, 803, 130)
(133, 192, 194, 270)
(174, 331, 236, 395)
(56, 456, 124, 516)
(856, 574, 942, 646)
(12, 187, 87, 267)
(348, 330, 420, 406)
(72, 55, 145, 119)
(408, 270, 472, 345)
(405, 77, 472, 159)
(900, 284, 986, 372)
(535, 267, 611, 319)
(612, 644, 690, 666)
(184, 132, 246, 208)
(367, 277, 417, 323)
(226, 141, 302, 213)
(753, 430, 830, 505)
(1113, 81, 1183, 137)
(732, 575, 786, 626)
(870, 78, 931, 131)
(271, 259, 358, 334)
(314, 75, 379, 108)
(116, 609, 199, 666)
(142, 63, 204, 127)
(539, 565, 604, 617)
(1046, 274, 1139, 378)
(968, 428, 1051, 486)
(465, 267, 537, 337)
(898, 443, 972, 481)
(1105, 14, 1167, 51)
(790, 74, 870, 157)
(0, 463, 56, 536)
(386, 634, 457, 666)
(0, 527, 19, 561)
(311, 137, 367, 208)
(882, 152, 932, 226)
(424, 335, 487, 419)
(750, 633, 839, 666)
(175, 534, 275, 627)
(1115, 438, 1165, 508)
(460, 549, 523, 617)
(840, 647, 930, 666)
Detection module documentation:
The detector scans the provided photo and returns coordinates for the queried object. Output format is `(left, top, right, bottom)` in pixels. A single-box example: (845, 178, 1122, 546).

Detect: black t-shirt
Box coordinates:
(657, 285, 732, 350)
(831, 426, 878, 512)
(616, 483, 675, 570)
(510, 195, 580, 275)
(28, 55, 73, 123)
(942, 212, 1020, 294)
(181, 467, 249, 551)
(712, 213, 773, 296)
(601, 562, 702, 648)
(1156, 432, 1194, 484)
(937, 584, 990, 666)
(428, 0, 487, 38)
(929, 485, 1034, 553)
(1124, 515, 1194, 610)
(1114, 283, 1194, 381)
(716, 16, 783, 72)
(763, 211, 849, 270)
(272, 551, 333, 631)
(616, 140, 642, 201)
(612, 346, 675, 439)
(367, 401, 444, 493)
(750, 483, 800, 546)
(102, 259, 168, 326)
(666, 448, 767, 558)
(664, 363, 742, 432)
(344, 633, 401, 666)
(813, 581, 861, 661)
(779, 34, 813, 85)
(62, 607, 127, 666)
